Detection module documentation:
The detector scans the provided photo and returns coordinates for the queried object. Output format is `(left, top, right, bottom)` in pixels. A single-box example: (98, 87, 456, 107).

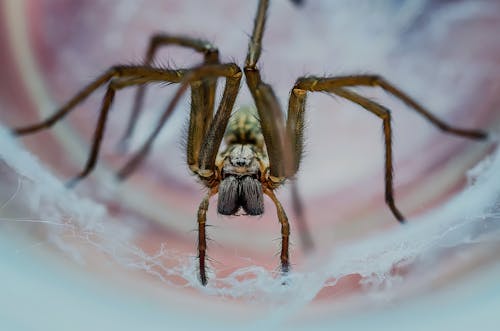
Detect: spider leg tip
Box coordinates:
(200, 275, 208, 286)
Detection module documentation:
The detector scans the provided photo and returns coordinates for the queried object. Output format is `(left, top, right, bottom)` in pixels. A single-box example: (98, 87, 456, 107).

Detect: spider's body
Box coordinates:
(11, 0, 488, 286)
(216, 107, 268, 216)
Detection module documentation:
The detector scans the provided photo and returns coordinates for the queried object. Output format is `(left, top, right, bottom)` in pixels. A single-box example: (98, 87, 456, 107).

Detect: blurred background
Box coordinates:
(0, 0, 499, 330)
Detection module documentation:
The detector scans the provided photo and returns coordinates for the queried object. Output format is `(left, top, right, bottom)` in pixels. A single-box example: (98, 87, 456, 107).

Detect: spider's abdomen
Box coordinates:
(224, 107, 264, 148)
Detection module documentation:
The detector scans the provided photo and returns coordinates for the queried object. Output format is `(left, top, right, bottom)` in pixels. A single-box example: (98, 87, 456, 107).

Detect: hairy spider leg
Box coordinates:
(117, 63, 242, 180)
(114, 64, 242, 286)
(12, 66, 184, 185)
(244, 0, 308, 276)
(12, 61, 241, 286)
(292, 75, 488, 141)
(121, 35, 220, 151)
(245, 0, 287, 179)
(289, 76, 489, 222)
(11, 63, 241, 189)
(197, 190, 216, 286)
(264, 188, 291, 273)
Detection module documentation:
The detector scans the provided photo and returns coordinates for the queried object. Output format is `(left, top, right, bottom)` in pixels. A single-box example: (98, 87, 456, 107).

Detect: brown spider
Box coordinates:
(11, 0, 488, 286)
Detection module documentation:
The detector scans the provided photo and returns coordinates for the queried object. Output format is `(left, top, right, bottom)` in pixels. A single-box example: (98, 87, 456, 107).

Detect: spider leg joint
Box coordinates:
(198, 169, 214, 178)
(292, 88, 307, 97)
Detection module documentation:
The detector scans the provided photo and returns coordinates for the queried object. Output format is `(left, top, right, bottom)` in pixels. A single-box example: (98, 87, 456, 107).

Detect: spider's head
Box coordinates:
(217, 144, 264, 216)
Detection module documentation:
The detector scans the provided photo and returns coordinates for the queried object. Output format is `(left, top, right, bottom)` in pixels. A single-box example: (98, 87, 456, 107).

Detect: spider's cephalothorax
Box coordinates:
(216, 107, 268, 216)
(11, 0, 488, 286)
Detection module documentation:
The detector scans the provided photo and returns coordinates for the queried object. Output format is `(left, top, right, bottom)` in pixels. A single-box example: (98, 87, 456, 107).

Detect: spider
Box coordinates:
(11, 0, 488, 286)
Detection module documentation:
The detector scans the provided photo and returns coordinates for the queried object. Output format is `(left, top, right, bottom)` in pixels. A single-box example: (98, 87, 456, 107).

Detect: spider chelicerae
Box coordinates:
(12, 0, 488, 286)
